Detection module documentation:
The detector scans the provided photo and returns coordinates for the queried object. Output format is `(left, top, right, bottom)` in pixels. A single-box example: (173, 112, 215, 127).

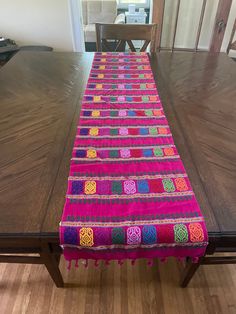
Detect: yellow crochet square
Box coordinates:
(99, 65, 105, 70)
(96, 84, 102, 89)
(101, 58, 106, 62)
(93, 96, 101, 102)
(79, 228, 94, 247)
(85, 181, 96, 194)
(87, 149, 97, 158)
(98, 74, 104, 79)
(89, 127, 99, 136)
(92, 110, 100, 117)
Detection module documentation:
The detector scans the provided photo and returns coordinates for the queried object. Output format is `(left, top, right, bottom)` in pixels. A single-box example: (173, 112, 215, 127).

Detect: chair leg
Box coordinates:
(180, 257, 202, 288)
(41, 243, 64, 288)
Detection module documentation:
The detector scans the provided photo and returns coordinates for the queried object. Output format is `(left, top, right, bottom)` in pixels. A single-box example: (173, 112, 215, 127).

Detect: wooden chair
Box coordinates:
(95, 23, 158, 53)
(227, 19, 236, 54)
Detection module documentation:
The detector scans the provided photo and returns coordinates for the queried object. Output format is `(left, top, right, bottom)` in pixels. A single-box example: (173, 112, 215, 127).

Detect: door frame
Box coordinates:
(68, 0, 85, 52)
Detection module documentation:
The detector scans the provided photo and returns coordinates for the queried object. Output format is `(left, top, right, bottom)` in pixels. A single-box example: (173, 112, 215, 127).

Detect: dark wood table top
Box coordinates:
(0, 51, 235, 240)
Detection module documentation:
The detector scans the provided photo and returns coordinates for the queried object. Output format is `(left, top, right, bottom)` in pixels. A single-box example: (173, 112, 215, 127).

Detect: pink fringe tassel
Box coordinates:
(147, 259, 153, 267)
(192, 257, 199, 263)
(118, 260, 124, 266)
(75, 259, 79, 268)
(67, 260, 72, 270)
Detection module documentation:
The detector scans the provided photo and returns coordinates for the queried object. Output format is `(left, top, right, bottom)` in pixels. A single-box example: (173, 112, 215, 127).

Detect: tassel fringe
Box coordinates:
(66, 256, 201, 269)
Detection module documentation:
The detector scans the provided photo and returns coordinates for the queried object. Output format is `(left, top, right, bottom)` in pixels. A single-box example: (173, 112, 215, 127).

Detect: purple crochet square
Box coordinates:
(71, 181, 83, 194)
(100, 110, 107, 117)
(75, 150, 86, 158)
(97, 180, 110, 195)
(80, 128, 89, 135)
(99, 128, 107, 136)
(99, 150, 109, 158)
(95, 227, 111, 246)
(88, 84, 95, 88)
(83, 111, 91, 116)
(64, 227, 78, 245)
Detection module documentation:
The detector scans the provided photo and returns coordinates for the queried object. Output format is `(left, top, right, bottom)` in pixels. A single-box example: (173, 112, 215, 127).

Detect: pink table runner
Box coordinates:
(60, 52, 208, 267)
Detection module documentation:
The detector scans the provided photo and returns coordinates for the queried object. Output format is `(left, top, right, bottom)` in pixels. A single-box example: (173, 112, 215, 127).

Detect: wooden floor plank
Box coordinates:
(1, 259, 236, 314)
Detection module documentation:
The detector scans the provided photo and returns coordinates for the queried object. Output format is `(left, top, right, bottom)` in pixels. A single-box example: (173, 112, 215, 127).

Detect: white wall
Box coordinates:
(0, 0, 74, 51)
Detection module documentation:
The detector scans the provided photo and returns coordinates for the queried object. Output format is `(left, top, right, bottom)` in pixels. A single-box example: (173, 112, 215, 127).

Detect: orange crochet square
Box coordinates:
(153, 110, 162, 116)
(164, 147, 174, 156)
(149, 96, 157, 101)
(174, 177, 188, 191)
(159, 127, 168, 134)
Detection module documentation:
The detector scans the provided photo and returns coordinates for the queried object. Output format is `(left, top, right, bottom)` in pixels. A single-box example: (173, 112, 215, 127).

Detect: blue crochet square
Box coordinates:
(128, 110, 136, 116)
(140, 128, 149, 135)
(142, 226, 157, 244)
(125, 84, 132, 89)
(126, 96, 133, 102)
(137, 180, 149, 193)
(143, 149, 153, 157)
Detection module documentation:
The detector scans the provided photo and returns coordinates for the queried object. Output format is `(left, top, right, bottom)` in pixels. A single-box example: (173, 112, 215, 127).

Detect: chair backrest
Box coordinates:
(95, 23, 158, 52)
(227, 19, 236, 54)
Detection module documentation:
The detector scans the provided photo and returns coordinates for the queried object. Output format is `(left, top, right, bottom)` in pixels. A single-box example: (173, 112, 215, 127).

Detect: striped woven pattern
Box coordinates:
(60, 52, 208, 265)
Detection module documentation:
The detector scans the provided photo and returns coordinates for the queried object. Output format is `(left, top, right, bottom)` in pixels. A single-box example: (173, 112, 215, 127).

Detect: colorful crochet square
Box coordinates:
(60, 52, 208, 265)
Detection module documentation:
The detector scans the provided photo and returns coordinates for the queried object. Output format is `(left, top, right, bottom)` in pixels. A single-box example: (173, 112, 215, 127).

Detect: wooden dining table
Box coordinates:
(0, 51, 235, 288)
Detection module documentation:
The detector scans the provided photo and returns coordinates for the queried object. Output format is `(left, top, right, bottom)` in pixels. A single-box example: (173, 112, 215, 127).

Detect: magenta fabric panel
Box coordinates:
(60, 52, 208, 265)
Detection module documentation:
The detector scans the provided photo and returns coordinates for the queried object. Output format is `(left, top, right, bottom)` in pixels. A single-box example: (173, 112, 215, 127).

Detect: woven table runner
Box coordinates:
(60, 52, 208, 267)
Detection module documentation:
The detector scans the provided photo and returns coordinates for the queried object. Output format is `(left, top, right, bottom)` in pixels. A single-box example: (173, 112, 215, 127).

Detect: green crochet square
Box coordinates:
(145, 110, 153, 116)
(110, 129, 118, 136)
(109, 150, 119, 158)
(154, 148, 163, 157)
(149, 127, 158, 135)
(142, 96, 149, 102)
(110, 96, 116, 102)
(112, 227, 125, 244)
(112, 181, 123, 194)
(162, 179, 175, 192)
(110, 111, 117, 117)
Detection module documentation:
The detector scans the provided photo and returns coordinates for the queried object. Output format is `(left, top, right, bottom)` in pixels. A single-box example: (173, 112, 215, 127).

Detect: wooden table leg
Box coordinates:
(180, 257, 202, 287)
(41, 242, 64, 288)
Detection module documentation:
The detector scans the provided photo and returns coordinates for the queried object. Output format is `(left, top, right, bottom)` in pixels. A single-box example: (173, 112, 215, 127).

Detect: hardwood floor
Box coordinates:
(0, 258, 236, 314)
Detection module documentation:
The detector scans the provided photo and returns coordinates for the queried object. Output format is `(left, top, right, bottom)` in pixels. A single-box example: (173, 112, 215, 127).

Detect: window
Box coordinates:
(117, 0, 150, 9)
